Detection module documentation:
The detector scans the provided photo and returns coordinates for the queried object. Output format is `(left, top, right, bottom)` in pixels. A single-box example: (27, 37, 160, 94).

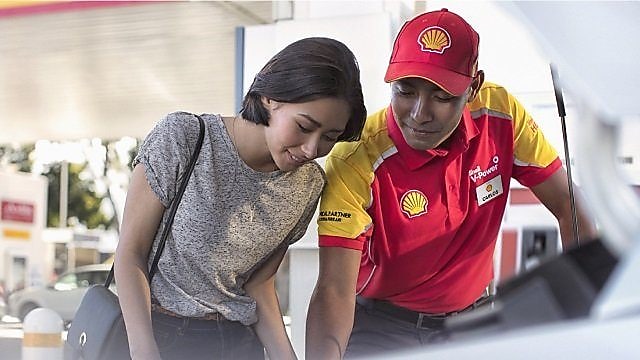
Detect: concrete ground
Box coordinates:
(0, 318, 23, 360)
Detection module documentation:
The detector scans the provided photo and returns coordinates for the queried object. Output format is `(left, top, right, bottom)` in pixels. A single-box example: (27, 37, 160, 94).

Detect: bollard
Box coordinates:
(22, 308, 63, 360)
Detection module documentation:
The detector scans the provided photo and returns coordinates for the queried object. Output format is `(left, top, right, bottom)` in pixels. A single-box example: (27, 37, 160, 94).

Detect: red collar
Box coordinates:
(386, 105, 479, 170)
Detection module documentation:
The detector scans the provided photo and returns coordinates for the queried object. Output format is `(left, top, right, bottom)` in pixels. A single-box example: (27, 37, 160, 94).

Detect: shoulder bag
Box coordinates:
(65, 114, 206, 360)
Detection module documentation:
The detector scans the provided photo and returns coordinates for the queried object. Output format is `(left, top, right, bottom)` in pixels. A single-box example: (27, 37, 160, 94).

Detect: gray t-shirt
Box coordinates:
(133, 111, 325, 325)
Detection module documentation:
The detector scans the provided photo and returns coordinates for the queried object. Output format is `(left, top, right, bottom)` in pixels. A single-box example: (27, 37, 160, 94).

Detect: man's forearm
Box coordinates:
(306, 295, 354, 360)
(558, 202, 598, 250)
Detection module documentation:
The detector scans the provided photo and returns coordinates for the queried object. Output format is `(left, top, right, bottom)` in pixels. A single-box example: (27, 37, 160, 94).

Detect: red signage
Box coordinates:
(1, 200, 35, 223)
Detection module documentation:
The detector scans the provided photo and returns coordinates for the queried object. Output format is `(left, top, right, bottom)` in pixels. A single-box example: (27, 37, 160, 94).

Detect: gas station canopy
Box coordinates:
(0, 1, 272, 143)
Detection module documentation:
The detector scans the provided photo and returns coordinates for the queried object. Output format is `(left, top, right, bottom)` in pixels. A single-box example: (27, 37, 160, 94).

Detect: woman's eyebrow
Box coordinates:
(298, 113, 345, 133)
(298, 113, 321, 126)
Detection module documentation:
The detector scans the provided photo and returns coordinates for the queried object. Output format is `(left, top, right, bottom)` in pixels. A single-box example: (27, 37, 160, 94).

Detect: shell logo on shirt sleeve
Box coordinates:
(401, 190, 428, 218)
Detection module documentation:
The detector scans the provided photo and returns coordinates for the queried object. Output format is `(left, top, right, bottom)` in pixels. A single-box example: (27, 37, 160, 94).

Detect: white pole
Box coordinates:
(59, 160, 68, 228)
(22, 308, 63, 360)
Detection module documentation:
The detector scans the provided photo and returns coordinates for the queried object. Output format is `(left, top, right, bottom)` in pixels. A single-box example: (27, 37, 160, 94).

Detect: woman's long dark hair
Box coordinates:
(240, 37, 366, 142)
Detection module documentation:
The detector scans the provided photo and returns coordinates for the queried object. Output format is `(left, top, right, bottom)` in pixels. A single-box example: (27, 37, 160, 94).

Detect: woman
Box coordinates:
(114, 37, 366, 359)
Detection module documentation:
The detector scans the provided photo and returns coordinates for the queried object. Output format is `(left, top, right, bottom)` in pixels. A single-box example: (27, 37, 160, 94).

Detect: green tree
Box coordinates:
(2, 140, 133, 230)
(43, 162, 112, 229)
(0, 143, 34, 172)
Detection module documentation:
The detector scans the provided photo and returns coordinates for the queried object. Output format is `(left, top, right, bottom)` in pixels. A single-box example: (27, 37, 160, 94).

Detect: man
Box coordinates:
(306, 8, 597, 359)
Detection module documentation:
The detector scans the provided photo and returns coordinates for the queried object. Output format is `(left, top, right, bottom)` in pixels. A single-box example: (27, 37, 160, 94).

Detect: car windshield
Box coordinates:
(53, 270, 108, 291)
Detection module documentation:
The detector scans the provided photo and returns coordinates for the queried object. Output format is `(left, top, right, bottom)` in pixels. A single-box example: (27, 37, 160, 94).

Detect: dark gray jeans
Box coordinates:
(151, 311, 264, 359)
(344, 302, 450, 359)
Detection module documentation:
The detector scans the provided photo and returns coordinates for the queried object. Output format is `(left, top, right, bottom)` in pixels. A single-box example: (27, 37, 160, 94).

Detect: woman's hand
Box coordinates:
(245, 247, 298, 360)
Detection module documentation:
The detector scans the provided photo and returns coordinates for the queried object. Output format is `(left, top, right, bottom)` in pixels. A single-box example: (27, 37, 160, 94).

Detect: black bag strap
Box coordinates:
(104, 114, 206, 287)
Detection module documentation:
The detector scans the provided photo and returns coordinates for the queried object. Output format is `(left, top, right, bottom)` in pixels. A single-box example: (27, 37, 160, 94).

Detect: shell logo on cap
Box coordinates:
(417, 26, 451, 54)
(401, 190, 428, 218)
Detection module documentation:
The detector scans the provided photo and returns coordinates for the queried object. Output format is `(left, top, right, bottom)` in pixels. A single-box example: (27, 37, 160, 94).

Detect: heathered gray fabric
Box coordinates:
(132, 111, 325, 325)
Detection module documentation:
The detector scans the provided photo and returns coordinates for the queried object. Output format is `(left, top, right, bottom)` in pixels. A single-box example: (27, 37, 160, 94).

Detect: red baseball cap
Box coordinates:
(385, 8, 479, 96)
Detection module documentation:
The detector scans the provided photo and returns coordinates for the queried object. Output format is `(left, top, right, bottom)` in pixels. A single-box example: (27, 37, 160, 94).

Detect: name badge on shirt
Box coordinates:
(476, 175, 503, 206)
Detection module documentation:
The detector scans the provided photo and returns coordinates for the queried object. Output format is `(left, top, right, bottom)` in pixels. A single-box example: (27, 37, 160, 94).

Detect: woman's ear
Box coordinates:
(261, 96, 282, 111)
(261, 96, 278, 110)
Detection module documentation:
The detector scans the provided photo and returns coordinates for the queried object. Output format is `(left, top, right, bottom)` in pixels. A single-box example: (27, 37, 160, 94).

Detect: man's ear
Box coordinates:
(468, 70, 485, 102)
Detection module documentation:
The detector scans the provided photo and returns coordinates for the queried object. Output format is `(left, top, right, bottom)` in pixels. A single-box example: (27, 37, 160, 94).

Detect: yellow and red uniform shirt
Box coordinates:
(318, 82, 562, 313)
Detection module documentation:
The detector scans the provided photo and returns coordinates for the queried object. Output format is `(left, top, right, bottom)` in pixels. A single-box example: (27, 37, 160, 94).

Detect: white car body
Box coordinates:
(7, 264, 112, 322)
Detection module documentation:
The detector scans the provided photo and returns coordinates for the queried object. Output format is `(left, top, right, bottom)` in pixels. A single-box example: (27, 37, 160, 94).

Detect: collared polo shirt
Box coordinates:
(318, 82, 562, 313)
